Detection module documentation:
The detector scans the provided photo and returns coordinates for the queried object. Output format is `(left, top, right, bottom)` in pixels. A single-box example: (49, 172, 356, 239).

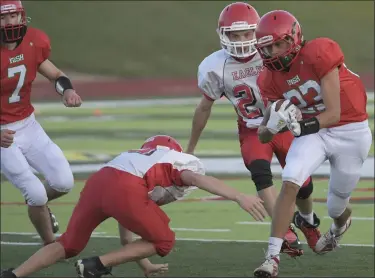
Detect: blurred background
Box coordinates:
(1, 2, 374, 277)
(25, 1, 374, 79)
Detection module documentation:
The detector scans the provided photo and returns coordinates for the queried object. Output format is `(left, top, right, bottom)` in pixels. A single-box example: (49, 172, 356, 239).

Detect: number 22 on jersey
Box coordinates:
(7, 64, 27, 104)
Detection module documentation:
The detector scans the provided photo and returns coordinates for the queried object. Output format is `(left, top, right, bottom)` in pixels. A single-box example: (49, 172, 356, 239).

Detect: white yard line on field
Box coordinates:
(1, 237, 373, 248)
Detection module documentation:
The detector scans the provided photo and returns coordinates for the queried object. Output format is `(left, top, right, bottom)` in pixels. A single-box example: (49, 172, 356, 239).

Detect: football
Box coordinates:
(274, 99, 294, 112)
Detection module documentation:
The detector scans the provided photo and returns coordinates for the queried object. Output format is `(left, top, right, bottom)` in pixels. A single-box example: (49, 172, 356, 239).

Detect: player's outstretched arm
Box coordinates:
(186, 96, 214, 154)
(118, 225, 168, 277)
(180, 171, 267, 221)
(38, 59, 82, 107)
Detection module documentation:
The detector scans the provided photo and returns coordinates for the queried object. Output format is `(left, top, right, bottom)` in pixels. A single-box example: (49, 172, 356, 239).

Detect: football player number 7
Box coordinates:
(8, 65, 27, 104)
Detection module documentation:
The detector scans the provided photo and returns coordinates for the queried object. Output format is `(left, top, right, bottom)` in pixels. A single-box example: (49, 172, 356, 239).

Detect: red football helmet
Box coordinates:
(0, 0, 27, 43)
(217, 2, 260, 58)
(255, 10, 303, 71)
(141, 135, 183, 153)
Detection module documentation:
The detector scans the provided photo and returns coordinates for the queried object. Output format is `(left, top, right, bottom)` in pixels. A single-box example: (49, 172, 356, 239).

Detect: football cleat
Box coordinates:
(75, 257, 112, 278)
(293, 211, 321, 252)
(47, 206, 59, 234)
(0, 268, 17, 278)
(254, 256, 279, 278)
(280, 224, 304, 257)
(315, 217, 352, 255)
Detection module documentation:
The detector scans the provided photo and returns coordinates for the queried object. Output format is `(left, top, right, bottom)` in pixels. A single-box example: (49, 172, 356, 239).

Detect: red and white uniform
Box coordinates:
(106, 147, 204, 205)
(1, 27, 73, 206)
(258, 38, 368, 126)
(258, 38, 372, 216)
(57, 148, 205, 259)
(1, 27, 49, 124)
(199, 49, 311, 186)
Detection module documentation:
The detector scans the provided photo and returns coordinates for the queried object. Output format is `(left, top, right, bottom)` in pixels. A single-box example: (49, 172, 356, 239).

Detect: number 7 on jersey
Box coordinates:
(8, 64, 27, 104)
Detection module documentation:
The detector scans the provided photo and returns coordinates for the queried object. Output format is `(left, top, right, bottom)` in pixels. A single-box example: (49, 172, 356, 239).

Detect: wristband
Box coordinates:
(297, 117, 320, 137)
(55, 76, 73, 96)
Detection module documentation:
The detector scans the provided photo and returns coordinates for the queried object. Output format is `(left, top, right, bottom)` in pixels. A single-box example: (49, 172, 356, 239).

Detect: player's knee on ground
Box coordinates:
(246, 160, 273, 191)
(153, 230, 176, 257)
(327, 190, 350, 219)
(57, 232, 86, 259)
(296, 179, 313, 199)
(48, 167, 74, 193)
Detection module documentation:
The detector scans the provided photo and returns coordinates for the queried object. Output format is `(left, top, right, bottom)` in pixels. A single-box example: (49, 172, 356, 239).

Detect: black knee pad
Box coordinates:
(296, 179, 313, 199)
(246, 159, 273, 191)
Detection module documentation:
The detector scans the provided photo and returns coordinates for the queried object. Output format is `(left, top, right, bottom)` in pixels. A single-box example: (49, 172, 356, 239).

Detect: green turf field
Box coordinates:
(1, 178, 374, 277)
(23, 1, 374, 77)
(1, 98, 374, 277)
(34, 98, 374, 157)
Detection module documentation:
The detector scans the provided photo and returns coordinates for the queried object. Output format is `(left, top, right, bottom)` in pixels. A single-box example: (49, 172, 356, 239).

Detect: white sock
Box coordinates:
(330, 223, 346, 235)
(266, 237, 283, 259)
(299, 211, 314, 225)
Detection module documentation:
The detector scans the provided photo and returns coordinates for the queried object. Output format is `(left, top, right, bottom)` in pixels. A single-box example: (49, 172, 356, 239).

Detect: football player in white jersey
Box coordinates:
(2, 135, 267, 278)
(187, 2, 319, 258)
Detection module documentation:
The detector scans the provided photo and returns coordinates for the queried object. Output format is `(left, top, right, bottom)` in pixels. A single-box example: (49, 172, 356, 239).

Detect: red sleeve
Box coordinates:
(170, 168, 193, 187)
(257, 70, 279, 102)
(170, 168, 185, 186)
(311, 38, 344, 79)
(35, 29, 51, 65)
(202, 92, 216, 102)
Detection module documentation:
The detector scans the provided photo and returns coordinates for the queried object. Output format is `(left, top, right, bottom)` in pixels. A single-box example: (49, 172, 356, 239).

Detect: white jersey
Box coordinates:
(105, 146, 205, 206)
(198, 49, 267, 128)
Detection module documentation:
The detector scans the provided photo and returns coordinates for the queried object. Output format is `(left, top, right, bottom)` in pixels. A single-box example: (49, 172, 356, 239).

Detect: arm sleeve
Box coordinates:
(170, 153, 205, 186)
(36, 30, 51, 66)
(198, 65, 224, 101)
(149, 154, 205, 205)
(312, 38, 344, 79)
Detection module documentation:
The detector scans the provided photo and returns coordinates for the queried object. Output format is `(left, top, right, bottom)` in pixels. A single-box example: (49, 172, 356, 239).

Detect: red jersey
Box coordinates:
(1, 27, 51, 124)
(105, 147, 205, 206)
(257, 37, 368, 127)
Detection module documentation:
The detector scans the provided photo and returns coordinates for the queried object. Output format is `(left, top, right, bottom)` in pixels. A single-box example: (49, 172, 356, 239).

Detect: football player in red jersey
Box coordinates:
(1, 0, 82, 246)
(1, 135, 267, 278)
(187, 2, 315, 258)
(253, 10, 372, 277)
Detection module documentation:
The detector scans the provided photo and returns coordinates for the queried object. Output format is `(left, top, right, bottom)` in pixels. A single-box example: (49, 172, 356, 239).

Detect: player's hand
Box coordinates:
(257, 125, 274, 144)
(235, 194, 267, 221)
(142, 263, 169, 277)
(278, 111, 301, 136)
(62, 89, 82, 107)
(1, 129, 15, 148)
(266, 101, 288, 134)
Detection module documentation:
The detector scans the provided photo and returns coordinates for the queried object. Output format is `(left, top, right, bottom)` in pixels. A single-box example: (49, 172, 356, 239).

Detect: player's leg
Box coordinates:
(315, 121, 372, 254)
(11, 170, 108, 278)
(239, 128, 302, 257)
(274, 131, 321, 251)
(24, 118, 74, 201)
(76, 169, 175, 277)
(23, 118, 74, 233)
(254, 133, 327, 277)
(240, 128, 278, 217)
(0, 143, 55, 245)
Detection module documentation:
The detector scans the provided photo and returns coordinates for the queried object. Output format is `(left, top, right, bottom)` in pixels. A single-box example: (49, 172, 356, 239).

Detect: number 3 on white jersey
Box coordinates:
(8, 64, 27, 104)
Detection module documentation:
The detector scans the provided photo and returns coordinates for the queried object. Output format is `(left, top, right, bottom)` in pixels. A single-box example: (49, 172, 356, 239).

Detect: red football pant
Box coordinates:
(239, 128, 311, 187)
(57, 167, 175, 259)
